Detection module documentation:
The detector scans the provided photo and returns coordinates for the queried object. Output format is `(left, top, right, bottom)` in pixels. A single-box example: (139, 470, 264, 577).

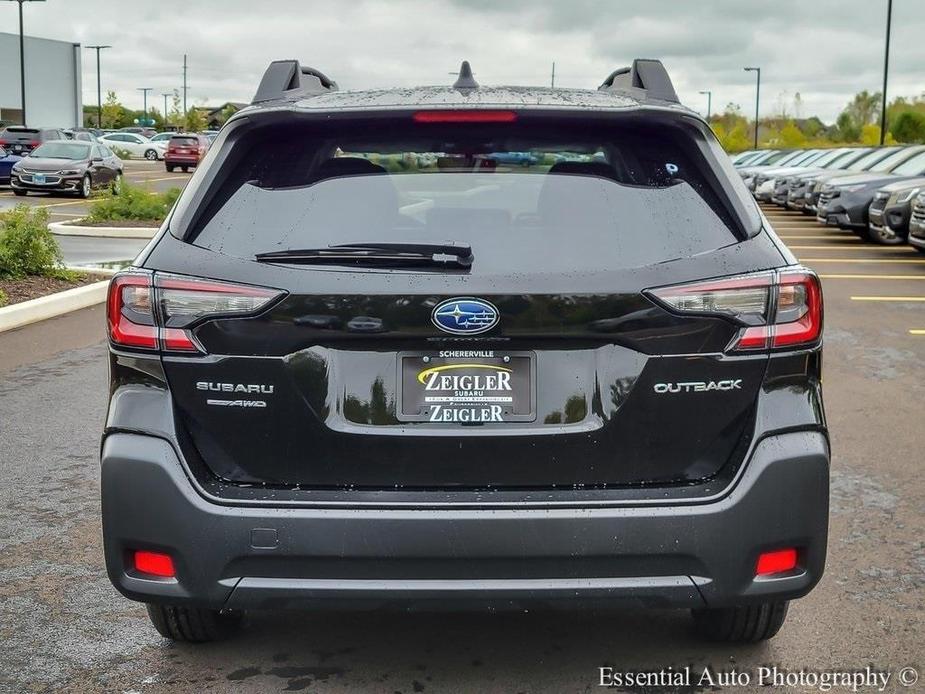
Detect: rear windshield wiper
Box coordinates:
(255, 241, 473, 269)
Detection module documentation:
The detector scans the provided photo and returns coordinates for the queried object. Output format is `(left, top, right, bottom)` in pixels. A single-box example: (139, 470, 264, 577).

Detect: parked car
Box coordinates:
(803, 146, 925, 217)
(740, 149, 823, 194)
(148, 132, 176, 145)
(816, 148, 925, 235)
(119, 126, 158, 138)
(0, 145, 23, 185)
(769, 147, 867, 206)
(98, 132, 166, 160)
(9, 140, 123, 197)
(906, 191, 925, 254)
(164, 133, 209, 172)
(751, 150, 830, 200)
(799, 146, 907, 215)
(866, 178, 925, 245)
(101, 58, 828, 645)
(0, 126, 69, 155)
(487, 151, 539, 166)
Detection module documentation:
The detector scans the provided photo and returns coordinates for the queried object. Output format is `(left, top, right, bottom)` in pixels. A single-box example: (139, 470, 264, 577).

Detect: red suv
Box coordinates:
(164, 133, 209, 172)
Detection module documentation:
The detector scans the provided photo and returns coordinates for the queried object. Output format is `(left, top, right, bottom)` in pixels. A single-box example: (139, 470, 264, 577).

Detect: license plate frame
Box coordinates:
(397, 350, 536, 423)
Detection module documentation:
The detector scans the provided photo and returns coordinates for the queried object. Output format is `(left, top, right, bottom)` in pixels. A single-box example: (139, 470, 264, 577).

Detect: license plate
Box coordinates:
(33, 173, 45, 184)
(12, 144, 22, 152)
(398, 350, 535, 423)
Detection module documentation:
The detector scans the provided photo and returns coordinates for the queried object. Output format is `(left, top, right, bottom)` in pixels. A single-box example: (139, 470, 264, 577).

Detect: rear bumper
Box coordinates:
(165, 156, 201, 166)
(101, 430, 829, 612)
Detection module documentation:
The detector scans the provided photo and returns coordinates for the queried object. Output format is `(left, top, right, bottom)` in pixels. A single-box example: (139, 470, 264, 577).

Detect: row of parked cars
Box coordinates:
(0, 126, 211, 196)
(732, 146, 925, 253)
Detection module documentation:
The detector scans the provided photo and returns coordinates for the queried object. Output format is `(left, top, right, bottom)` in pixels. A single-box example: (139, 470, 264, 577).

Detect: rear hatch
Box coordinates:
(167, 136, 202, 160)
(0, 127, 41, 153)
(139, 113, 788, 490)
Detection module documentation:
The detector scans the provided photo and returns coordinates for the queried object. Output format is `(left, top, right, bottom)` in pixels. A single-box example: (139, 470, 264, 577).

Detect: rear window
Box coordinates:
(187, 119, 743, 273)
(170, 136, 199, 146)
(0, 127, 40, 142)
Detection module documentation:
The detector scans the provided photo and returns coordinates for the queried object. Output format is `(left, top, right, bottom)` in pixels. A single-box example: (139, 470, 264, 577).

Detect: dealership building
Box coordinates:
(0, 32, 82, 128)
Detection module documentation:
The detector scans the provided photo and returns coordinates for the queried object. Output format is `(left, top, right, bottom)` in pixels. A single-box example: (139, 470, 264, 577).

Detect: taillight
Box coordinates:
(107, 271, 283, 353)
(29, 140, 40, 147)
(648, 268, 822, 352)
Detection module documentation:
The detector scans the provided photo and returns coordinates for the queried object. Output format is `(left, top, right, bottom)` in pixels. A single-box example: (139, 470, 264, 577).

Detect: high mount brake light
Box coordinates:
(412, 110, 518, 123)
(107, 271, 283, 353)
(648, 269, 822, 352)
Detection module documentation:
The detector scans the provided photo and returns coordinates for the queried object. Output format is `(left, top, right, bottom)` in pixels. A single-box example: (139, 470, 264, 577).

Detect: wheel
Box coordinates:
(144, 149, 158, 161)
(111, 172, 123, 195)
(692, 600, 789, 643)
(165, 164, 174, 172)
(78, 174, 91, 199)
(867, 224, 906, 245)
(181, 166, 189, 173)
(13, 189, 27, 196)
(913, 245, 925, 255)
(851, 227, 870, 240)
(145, 603, 243, 642)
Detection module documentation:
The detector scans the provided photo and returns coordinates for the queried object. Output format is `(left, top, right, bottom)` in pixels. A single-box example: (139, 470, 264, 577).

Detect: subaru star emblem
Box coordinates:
(432, 298, 499, 335)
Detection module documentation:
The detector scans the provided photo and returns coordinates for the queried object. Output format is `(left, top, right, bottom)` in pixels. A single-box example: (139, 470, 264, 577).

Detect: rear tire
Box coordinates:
(691, 600, 789, 643)
(165, 164, 174, 172)
(144, 149, 158, 161)
(145, 603, 243, 642)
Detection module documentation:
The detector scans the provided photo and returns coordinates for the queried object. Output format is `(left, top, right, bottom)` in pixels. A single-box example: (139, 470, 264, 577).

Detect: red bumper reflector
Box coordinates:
(755, 548, 798, 576)
(413, 110, 517, 123)
(134, 550, 176, 578)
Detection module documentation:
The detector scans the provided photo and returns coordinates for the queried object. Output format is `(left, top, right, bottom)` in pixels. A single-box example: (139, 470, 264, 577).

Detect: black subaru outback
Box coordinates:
(101, 59, 829, 643)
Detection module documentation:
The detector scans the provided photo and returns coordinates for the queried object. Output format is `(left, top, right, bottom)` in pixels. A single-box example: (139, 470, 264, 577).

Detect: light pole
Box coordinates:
(161, 92, 171, 128)
(880, 0, 893, 145)
(744, 67, 761, 149)
(3, 0, 46, 127)
(86, 45, 111, 129)
(698, 90, 712, 120)
(137, 87, 152, 126)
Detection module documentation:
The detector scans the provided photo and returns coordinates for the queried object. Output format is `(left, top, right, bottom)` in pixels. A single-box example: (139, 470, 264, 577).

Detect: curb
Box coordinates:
(49, 220, 158, 239)
(0, 280, 109, 333)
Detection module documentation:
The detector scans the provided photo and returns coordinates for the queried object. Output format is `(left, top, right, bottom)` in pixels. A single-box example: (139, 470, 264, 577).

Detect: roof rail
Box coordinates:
(598, 59, 678, 103)
(252, 60, 338, 104)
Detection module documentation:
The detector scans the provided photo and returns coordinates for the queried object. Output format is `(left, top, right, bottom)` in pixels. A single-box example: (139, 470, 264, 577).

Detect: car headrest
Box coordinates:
(546, 161, 619, 180)
(313, 157, 387, 181)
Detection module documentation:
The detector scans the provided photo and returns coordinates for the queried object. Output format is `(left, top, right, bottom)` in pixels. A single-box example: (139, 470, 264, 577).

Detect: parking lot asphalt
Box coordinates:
(0, 204, 923, 693)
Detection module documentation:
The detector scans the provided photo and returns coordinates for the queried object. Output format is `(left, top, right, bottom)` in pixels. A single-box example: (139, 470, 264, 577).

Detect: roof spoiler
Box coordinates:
(252, 60, 338, 104)
(598, 59, 678, 103)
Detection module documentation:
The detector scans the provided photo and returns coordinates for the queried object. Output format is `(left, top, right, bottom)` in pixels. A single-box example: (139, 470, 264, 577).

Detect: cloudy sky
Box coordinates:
(1, 0, 922, 122)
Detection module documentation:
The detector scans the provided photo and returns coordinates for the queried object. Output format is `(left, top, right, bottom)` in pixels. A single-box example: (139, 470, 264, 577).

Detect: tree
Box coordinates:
(168, 90, 182, 129)
(100, 90, 124, 129)
(184, 107, 207, 132)
(218, 103, 239, 126)
(835, 112, 861, 142)
(844, 90, 881, 127)
(890, 111, 925, 143)
(779, 121, 807, 147)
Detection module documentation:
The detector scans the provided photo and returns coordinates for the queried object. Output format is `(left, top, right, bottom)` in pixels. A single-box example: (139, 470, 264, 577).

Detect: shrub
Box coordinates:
(86, 182, 182, 223)
(890, 111, 925, 144)
(109, 146, 134, 160)
(0, 288, 7, 307)
(0, 205, 68, 279)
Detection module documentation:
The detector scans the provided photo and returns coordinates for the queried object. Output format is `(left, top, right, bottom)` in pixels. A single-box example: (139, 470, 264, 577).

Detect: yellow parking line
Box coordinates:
(799, 258, 925, 264)
(819, 274, 925, 280)
(788, 245, 911, 251)
(778, 235, 861, 241)
(851, 296, 925, 302)
(33, 200, 89, 208)
(911, 329, 925, 335)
